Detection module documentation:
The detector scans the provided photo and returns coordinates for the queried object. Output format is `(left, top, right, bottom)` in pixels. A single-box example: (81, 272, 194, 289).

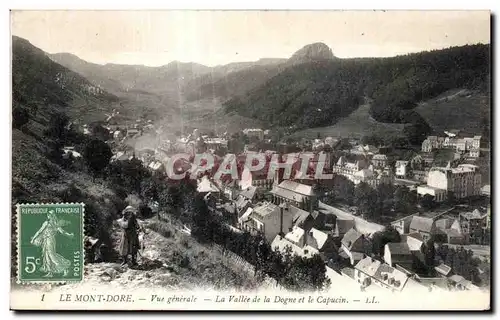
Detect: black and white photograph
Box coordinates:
(9, 10, 491, 311)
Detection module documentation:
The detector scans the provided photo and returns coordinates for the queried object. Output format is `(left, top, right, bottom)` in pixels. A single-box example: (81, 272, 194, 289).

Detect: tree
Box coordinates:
(419, 194, 436, 210)
(424, 238, 436, 267)
(108, 157, 151, 194)
(372, 225, 402, 256)
(446, 191, 456, 206)
(394, 185, 417, 214)
(90, 123, 111, 141)
(329, 174, 355, 205)
(45, 112, 69, 141)
(191, 195, 212, 243)
(12, 106, 30, 129)
(375, 183, 395, 216)
(403, 120, 431, 146)
(354, 182, 377, 219)
(83, 138, 113, 177)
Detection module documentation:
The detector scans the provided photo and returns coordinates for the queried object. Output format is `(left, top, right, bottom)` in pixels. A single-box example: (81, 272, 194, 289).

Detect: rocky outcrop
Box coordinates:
(289, 42, 336, 63)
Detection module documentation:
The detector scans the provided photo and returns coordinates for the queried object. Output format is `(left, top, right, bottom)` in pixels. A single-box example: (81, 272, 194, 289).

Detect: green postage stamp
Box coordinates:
(16, 203, 85, 284)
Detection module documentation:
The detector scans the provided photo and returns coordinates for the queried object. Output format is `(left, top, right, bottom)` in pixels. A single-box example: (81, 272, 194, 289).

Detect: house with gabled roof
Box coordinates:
(270, 234, 319, 259)
(340, 228, 365, 265)
(383, 243, 413, 269)
(239, 185, 257, 201)
(354, 257, 410, 292)
(284, 226, 306, 247)
(448, 275, 478, 291)
(401, 232, 425, 252)
(270, 180, 318, 212)
(434, 263, 452, 278)
(305, 228, 338, 260)
(332, 218, 356, 239)
(409, 216, 436, 242)
(390, 214, 415, 235)
(242, 201, 295, 243)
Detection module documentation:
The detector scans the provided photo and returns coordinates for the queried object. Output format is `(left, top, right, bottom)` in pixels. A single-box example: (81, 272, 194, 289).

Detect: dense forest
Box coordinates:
(223, 44, 490, 142)
(368, 44, 490, 123)
(224, 59, 366, 130)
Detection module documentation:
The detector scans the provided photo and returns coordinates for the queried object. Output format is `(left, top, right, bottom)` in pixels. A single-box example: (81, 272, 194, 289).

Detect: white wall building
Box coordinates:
(423, 163, 481, 200)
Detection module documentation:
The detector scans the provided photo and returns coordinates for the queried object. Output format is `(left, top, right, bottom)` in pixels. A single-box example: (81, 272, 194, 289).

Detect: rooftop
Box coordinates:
(460, 209, 488, 220)
(197, 176, 220, 193)
(355, 257, 381, 278)
(285, 226, 305, 244)
(335, 218, 355, 236)
(291, 206, 311, 226)
(276, 180, 315, 196)
(409, 216, 435, 233)
(434, 263, 452, 277)
(385, 242, 412, 256)
(238, 207, 253, 223)
(239, 185, 257, 200)
(308, 228, 329, 250)
(341, 228, 363, 250)
(252, 201, 279, 218)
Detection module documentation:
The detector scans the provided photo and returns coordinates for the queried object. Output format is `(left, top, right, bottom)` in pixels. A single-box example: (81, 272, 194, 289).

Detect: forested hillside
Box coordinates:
(223, 43, 490, 141)
(368, 44, 490, 123)
(13, 36, 118, 123)
(224, 59, 365, 130)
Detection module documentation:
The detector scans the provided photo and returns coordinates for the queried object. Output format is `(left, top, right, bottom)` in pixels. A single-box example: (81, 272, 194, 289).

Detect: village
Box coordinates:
(67, 113, 491, 294)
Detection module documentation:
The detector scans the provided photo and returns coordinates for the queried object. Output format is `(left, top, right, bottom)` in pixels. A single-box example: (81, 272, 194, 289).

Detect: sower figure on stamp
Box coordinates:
(30, 210, 74, 277)
(118, 206, 140, 267)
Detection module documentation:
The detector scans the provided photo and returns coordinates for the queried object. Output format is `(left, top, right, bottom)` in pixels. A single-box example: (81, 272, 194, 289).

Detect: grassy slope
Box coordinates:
(288, 103, 406, 140)
(414, 89, 490, 136)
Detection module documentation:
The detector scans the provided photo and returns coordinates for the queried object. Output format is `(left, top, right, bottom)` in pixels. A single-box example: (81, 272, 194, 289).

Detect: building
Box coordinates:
(239, 185, 257, 202)
(354, 257, 410, 292)
(424, 163, 481, 200)
(204, 137, 228, 153)
(305, 228, 338, 260)
(395, 161, 410, 179)
(422, 135, 481, 155)
(239, 165, 275, 191)
(332, 157, 368, 178)
(270, 180, 317, 213)
(409, 216, 436, 242)
(417, 185, 447, 203)
(285, 226, 307, 247)
(401, 233, 424, 252)
(383, 243, 413, 269)
(391, 215, 415, 235)
(332, 218, 356, 239)
(289, 206, 326, 231)
(421, 136, 446, 153)
(352, 167, 393, 188)
(243, 128, 264, 141)
(270, 234, 318, 259)
(371, 154, 389, 168)
(434, 263, 452, 278)
(197, 176, 220, 196)
(448, 275, 478, 291)
(147, 160, 164, 173)
(113, 130, 124, 140)
(340, 228, 365, 265)
(459, 209, 488, 244)
(241, 202, 294, 243)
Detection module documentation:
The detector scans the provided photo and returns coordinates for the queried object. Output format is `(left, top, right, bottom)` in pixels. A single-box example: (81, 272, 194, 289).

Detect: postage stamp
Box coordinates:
(16, 203, 85, 284)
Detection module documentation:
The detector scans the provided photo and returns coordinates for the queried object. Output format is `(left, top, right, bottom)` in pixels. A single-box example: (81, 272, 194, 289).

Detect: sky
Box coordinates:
(11, 10, 491, 67)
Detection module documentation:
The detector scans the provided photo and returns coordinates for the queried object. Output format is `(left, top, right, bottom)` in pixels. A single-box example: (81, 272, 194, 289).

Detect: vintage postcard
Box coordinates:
(10, 10, 491, 311)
